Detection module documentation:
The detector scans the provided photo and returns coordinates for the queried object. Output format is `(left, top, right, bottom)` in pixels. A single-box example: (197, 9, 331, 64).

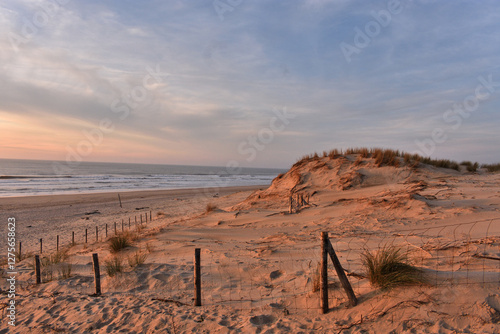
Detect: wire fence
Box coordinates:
(8, 217, 500, 317)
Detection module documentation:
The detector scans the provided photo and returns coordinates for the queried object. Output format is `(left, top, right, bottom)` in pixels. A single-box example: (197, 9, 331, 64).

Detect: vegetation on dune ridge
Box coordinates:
(293, 147, 499, 172)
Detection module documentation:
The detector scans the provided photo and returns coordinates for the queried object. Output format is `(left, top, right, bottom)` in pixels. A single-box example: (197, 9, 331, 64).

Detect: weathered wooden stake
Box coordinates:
(150, 210, 152, 221)
(106, 224, 108, 238)
(40, 238, 43, 254)
(145, 213, 148, 223)
(56, 235, 59, 252)
(140, 215, 143, 224)
(129, 218, 131, 229)
(96, 226, 99, 242)
(85, 229, 88, 244)
(92, 253, 101, 296)
(118, 193, 122, 208)
(35, 255, 41, 284)
(72, 231, 75, 246)
(327, 239, 358, 307)
(114, 221, 117, 235)
(321, 232, 329, 314)
(194, 248, 201, 306)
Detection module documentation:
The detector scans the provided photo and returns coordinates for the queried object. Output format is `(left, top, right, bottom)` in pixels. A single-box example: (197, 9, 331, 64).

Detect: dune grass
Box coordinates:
(362, 246, 425, 290)
(108, 233, 133, 253)
(482, 163, 500, 173)
(128, 250, 148, 268)
(292, 147, 496, 172)
(105, 256, 124, 277)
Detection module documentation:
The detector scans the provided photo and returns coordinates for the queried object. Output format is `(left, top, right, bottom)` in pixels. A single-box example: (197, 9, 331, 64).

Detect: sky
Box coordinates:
(1, 0, 499, 169)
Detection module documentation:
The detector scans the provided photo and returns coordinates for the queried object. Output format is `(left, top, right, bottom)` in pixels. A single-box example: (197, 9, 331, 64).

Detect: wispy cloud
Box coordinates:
(1, 0, 500, 167)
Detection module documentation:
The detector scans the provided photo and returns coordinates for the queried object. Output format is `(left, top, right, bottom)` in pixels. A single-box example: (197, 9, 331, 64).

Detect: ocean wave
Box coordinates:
(0, 175, 73, 179)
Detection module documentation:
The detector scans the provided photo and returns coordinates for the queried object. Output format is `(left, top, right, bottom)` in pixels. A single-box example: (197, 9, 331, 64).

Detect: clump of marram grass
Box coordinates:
(205, 203, 218, 213)
(362, 246, 425, 290)
(128, 250, 147, 268)
(483, 163, 500, 173)
(105, 256, 124, 277)
(108, 233, 132, 253)
(58, 263, 72, 279)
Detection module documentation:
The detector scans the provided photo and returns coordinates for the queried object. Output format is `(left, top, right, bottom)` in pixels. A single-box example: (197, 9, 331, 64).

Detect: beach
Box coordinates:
(1, 154, 500, 333)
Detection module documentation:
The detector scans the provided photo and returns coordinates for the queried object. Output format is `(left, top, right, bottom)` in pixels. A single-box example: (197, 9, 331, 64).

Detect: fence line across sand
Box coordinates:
(17, 218, 500, 317)
(16, 211, 153, 258)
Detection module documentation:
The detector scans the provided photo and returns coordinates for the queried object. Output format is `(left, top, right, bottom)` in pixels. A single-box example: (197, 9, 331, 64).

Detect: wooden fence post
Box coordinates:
(106, 224, 108, 238)
(35, 255, 41, 284)
(56, 235, 59, 252)
(39, 238, 43, 254)
(92, 253, 101, 296)
(72, 231, 75, 246)
(96, 226, 99, 242)
(321, 232, 329, 314)
(118, 193, 122, 208)
(129, 218, 131, 229)
(327, 239, 358, 307)
(140, 215, 143, 225)
(85, 229, 88, 244)
(150, 210, 152, 221)
(194, 248, 201, 306)
(114, 222, 117, 235)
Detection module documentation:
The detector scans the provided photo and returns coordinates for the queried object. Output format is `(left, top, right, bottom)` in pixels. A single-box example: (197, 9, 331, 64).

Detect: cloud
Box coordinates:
(1, 0, 500, 167)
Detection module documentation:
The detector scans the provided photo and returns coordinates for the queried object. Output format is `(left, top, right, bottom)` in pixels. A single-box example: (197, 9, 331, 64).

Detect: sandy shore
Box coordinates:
(0, 185, 264, 254)
(1, 156, 500, 333)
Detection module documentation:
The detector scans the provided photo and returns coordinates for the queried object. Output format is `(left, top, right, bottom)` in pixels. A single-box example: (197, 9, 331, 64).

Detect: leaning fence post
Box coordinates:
(327, 238, 358, 307)
(320, 232, 329, 313)
(92, 253, 101, 296)
(35, 255, 41, 284)
(194, 248, 201, 306)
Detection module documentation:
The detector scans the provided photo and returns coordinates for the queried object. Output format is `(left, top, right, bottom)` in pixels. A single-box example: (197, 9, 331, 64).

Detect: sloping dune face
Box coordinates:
(232, 154, 448, 211)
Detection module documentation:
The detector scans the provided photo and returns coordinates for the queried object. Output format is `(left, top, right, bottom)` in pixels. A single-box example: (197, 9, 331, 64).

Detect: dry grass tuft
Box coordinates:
(58, 263, 72, 279)
(108, 233, 133, 253)
(362, 246, 426, 290)
(128, 250, 148, 268)
(105, 256, 124, 277)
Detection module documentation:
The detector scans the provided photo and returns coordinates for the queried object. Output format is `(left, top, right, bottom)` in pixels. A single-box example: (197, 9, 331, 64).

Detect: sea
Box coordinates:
(0, 159, 286, 197)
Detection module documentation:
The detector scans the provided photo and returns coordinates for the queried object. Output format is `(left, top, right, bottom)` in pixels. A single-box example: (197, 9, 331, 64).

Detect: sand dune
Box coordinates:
(1, 154, 500, 333)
